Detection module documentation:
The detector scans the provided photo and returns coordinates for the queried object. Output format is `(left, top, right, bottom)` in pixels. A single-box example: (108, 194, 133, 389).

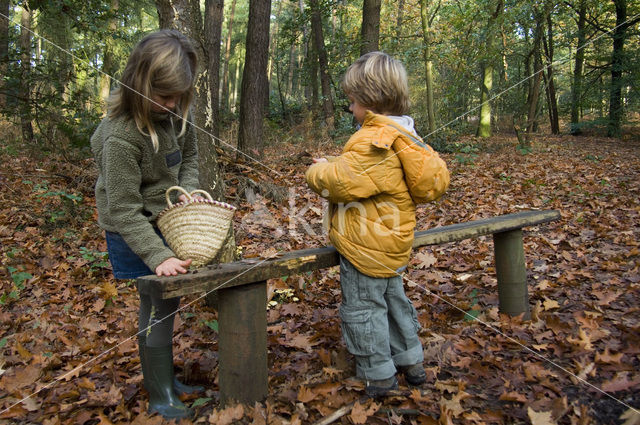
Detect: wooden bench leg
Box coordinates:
(218, 280, 268, 405)
(493, 229, 531, 320)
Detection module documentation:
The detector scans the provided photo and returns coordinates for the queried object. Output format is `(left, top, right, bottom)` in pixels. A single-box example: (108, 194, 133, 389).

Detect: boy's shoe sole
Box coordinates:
(365, 376, 398, 398)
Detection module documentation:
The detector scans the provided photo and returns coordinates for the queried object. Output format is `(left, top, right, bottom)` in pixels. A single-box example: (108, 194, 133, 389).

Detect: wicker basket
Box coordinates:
(157, 186, 236, 267)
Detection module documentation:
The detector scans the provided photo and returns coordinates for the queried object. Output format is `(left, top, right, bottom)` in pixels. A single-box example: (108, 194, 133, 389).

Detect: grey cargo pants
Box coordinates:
(339, 256, 424, 380)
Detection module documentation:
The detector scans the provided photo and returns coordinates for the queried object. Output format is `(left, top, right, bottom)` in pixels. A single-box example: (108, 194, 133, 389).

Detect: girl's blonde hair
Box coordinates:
(107, 30, 197, 152)
(341, 51, 410, 116)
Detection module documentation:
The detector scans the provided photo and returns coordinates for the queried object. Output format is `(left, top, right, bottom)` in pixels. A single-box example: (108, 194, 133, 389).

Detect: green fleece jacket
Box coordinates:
(91, 113, 199, 271)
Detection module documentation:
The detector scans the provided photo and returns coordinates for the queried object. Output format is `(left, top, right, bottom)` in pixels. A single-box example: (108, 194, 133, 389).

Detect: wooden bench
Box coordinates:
(137, 209, 560, 405)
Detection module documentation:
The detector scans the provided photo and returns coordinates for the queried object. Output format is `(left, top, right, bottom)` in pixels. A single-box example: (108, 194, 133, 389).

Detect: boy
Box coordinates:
(306, 51, 449, 397)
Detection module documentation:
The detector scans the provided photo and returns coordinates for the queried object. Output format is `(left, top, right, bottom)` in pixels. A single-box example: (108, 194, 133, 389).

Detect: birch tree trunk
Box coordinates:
(220, 0, 237, 114)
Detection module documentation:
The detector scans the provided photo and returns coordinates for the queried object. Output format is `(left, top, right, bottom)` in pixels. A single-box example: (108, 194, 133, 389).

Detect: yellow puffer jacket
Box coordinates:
(306, 111, 449, 277)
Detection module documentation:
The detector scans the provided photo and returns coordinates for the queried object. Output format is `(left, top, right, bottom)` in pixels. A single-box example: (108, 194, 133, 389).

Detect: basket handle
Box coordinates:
(165, 186, 215, 207)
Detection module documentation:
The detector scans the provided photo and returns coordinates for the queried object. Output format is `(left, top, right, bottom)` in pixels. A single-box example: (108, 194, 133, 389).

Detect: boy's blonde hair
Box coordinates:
(107, 30, 197, 152)
(341, 51, 410, 116)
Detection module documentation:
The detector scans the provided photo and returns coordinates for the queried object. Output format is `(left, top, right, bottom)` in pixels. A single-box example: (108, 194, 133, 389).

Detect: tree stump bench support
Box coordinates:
(137, 209, 560, 405)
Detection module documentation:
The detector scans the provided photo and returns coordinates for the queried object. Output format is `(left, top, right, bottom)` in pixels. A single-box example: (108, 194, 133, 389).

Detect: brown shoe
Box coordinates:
(365, 376, 398, 397)
(398, 364, 426, 386)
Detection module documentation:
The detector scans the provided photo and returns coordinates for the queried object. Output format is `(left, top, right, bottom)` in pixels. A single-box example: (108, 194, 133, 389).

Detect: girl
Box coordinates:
(91, 29, 202, 419)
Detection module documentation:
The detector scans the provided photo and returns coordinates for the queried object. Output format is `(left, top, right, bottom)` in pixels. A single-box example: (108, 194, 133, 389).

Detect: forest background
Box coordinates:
(0, 0, 639, 424)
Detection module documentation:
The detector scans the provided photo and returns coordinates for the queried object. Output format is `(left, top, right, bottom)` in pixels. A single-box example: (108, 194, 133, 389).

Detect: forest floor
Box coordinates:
(0, 128, 639, 425)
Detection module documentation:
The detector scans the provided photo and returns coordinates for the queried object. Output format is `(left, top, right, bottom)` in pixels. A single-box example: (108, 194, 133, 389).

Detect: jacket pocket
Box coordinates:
(339, 306, 374, 356)
(165, 149, 182, 168)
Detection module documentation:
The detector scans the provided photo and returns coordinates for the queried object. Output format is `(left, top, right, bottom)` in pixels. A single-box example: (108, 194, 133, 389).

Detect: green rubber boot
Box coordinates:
(138, 336, 203, 396)
(142, 344, 192, 419)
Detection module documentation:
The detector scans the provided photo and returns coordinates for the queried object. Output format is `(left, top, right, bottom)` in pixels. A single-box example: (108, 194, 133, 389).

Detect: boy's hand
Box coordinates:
(155, 257, 192, 276)
(313, 157, 328, 163)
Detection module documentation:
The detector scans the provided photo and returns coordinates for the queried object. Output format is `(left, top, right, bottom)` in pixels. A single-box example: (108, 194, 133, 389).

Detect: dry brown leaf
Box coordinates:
(499, 390, 528, 403)
(208, 404, 244, 425)
(100, 281, 118, 299)
(595, 348, 624, 364)
(601, 374, 640, 392)
(78, 377, 96, 391)
(542, 297, 560, 311)
(297, 385, 317, 403)
(279, 332, 318, 352)
(527, 407, 557, 425)
(620, 408, 640, 425)
(415, 251, 437, 269)
(349, 400, 381, 424)
(250, 402, 267, 425)
(0, 364, 41, 393)
(15, 342, 32, 362)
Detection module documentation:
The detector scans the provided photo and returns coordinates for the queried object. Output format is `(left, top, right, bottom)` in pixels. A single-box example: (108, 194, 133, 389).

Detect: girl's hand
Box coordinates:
(155, 257, 192, 276)
(313, 157, 328, 163)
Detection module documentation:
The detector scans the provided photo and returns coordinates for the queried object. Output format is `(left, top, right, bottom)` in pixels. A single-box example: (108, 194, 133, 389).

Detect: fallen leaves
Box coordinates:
(1, 136, 640, 423)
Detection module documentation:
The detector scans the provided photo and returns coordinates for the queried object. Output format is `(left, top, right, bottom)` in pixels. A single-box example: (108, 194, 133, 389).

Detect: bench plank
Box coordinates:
(412, 209, 560, 247)
(136, 209, 560, 405)
(137, 209, 560, 299)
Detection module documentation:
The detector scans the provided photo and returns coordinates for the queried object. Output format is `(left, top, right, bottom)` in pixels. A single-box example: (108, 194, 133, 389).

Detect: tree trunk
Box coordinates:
(570, 0, 586, 135)
(286, 32, 297, 99)
(475, 0, 503, 138)
(360, 0, 381, 55)
(525, 8, 545, 142)
(476, 63, 492, 138)
(155, 0, 234, 276)
(310, 0, 334, 132)
(297, 0, 312, 104)
(607, 0, 627, 138)
(395, 0, 405, 47)
(156, 0, 225, 198)
(99, 0, 119, 109)
(205, 0, 224, 140)
(0, 0, 9, 109)
(19, 3, 34, 144)
(420, 0, 439, 133)
(237, 0, 271, 155)
(307, 35, 319, 111)
(232, 59, 241, 111)
(543, 8, 559, 134)
(220, 0, 237, 114)
(268, 0, 283, 84)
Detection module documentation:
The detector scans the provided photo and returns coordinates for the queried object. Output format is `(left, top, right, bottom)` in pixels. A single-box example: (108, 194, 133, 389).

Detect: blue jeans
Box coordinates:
(339, 256, 424, 380)
(105, 230, 179, 346)
(105, 231, 158, 279)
